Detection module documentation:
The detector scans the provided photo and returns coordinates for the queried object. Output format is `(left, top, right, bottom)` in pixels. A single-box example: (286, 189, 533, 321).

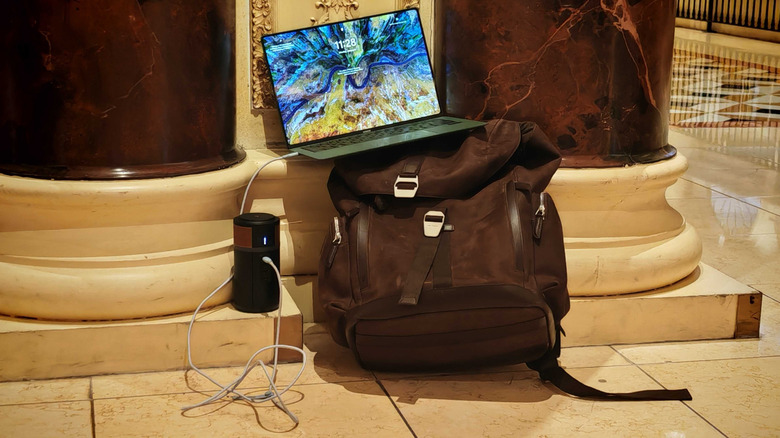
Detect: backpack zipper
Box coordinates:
(326, 217, 342, 268)
(332, 216, 342, 244)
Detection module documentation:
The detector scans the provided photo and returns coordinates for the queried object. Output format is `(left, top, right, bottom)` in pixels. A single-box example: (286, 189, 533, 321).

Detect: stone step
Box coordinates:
(563, 263, 761, 347)
(293, 263, 760, 348)
(0, 264, 759, 382)
(0, 290, 302, 382)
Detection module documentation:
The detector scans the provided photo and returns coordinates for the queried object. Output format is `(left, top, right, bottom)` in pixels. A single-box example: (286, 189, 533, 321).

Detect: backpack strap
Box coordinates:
(357, 204, 370, 290)
(394, 156, 425, 198)
(398, 208, 447, 306)
(527, 329, 693, 401)
(432, 230, 453, 289)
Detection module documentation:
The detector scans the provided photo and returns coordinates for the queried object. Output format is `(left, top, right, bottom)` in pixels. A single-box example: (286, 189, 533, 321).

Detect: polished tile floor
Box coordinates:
(1, 29, 779, 437)
(671, 31, 780, 127)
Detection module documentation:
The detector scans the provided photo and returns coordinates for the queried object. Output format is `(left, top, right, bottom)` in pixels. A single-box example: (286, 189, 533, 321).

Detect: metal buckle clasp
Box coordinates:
(394, 175, 419, 198)
(423, 211, 446, 238)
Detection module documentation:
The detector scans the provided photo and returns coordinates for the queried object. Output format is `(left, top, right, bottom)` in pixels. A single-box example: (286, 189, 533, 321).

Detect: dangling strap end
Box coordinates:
(668, 389, 693, 401)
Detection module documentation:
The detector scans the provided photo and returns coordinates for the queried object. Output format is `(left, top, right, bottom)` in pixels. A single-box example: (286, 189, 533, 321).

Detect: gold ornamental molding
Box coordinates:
(250, 0, 424, 109)
(250, 0, 275, 109)
(311, 0, 360, 25)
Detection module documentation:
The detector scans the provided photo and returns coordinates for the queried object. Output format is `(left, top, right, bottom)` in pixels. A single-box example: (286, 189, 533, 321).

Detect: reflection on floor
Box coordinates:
(671, 31, 780, 127)
(1, 28, 779, 437)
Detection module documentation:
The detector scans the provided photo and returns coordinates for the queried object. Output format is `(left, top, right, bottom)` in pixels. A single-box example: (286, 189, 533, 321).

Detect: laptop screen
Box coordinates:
(261, 9, 441, 146)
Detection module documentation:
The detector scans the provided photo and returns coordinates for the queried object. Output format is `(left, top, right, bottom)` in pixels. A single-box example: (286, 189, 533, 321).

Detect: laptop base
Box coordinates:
(292, 117, 486, 160)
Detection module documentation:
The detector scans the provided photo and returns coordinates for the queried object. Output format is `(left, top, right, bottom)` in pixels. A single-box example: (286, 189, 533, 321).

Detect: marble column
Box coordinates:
(0, 0, 246, 320)
(436, 0, 702, 295)
(0, 0, 242, 179)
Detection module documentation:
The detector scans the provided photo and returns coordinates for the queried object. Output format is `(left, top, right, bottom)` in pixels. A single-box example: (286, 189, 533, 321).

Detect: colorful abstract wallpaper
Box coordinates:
(263, 9, 440, 145)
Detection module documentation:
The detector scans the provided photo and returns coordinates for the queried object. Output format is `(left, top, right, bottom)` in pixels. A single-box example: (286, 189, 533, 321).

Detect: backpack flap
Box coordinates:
(513, 122, 563, 194)
(334, 119, 560, 199)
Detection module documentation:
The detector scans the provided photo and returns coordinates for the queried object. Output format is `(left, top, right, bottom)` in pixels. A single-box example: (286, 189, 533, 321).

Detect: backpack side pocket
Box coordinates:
(506, 181, 535, 287)
(318, 216, 352, 346)
(531, 193, 570, 321)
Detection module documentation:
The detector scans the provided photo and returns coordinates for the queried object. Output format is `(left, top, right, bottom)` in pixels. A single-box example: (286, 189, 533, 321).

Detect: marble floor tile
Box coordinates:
(707, 170, 780, 199)
(670, 33, 780, 128)
(668, 197, 780, 237)
(753, 283, 780, 302)
(685, 167, 780, 199)
(0, 377, 91, 405)
(379, 366, 720, 437)
(672, 128, 779, 150)
(0, 401, 93, 438)
(715, 145, 780, 165)
(558, 345, 632, 369)
(92, 368, 229, 400)
(93, 380, 412, 438)
(676, 114, 732, 124)
(666, 177, 727, 200)
(742, 195, 780, 216)
(91, 327, 372, 400)
(698, 233, 780, 284)
(674, 28, 780, 58)
(615, 298, 780, 364)
(677, 146, 773, 172)
(297, 325, 375, 384)
(642, 357, 780, 438)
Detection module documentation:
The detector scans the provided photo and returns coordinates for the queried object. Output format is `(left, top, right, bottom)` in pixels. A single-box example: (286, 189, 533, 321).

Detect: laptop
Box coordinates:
(261, 8, 485, 160)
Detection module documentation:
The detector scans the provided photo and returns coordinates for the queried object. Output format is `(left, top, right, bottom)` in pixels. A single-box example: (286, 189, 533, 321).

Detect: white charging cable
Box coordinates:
(240, 152, 300, 214)
(182, 151, 306, 424)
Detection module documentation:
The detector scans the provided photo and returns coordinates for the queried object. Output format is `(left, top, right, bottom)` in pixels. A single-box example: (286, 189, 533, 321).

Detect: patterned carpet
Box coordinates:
(670, 44, 780, 127)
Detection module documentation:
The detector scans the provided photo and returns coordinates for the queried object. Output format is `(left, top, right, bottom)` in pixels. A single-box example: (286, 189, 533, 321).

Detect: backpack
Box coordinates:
(317, 120, 691, 401)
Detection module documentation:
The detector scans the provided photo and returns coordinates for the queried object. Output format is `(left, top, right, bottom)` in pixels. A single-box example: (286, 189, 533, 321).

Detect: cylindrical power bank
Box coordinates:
(232, 213, 280, 313)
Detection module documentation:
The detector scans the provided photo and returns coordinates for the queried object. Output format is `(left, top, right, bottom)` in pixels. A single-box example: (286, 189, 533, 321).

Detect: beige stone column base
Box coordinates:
(0, 150, 321, 321)
(549, 154, 703, 296)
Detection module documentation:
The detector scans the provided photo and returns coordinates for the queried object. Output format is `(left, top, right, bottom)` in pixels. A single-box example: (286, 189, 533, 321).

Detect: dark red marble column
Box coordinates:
(436, 0, 677, 167)
(0, 0, 242, 180)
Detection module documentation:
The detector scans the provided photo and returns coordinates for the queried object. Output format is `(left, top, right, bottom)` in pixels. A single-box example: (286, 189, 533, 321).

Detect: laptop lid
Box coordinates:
(261, 9, 445, 149)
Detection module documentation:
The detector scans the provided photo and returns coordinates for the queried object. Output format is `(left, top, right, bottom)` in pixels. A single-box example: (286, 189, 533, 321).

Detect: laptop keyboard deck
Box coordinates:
(301, 118, 458, 152)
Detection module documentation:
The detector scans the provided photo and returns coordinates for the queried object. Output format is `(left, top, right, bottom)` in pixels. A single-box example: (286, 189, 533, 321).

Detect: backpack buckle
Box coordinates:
(394, 175, 419, 198)
(423, 211, 446, 237)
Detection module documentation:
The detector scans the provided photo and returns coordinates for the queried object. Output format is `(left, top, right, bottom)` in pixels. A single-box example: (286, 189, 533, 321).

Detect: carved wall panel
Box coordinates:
(249, 0, 433, 109)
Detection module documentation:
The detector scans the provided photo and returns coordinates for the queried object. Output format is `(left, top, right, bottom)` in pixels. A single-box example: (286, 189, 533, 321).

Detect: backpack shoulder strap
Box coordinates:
(528, 330, 692, 401)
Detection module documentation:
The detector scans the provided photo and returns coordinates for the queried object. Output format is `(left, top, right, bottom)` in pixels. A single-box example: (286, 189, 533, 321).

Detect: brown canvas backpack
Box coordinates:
(317, 119, 690, 401)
